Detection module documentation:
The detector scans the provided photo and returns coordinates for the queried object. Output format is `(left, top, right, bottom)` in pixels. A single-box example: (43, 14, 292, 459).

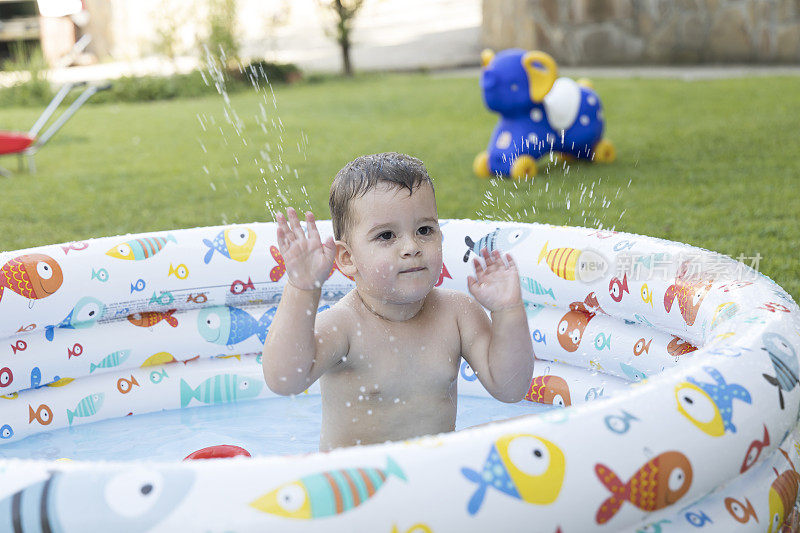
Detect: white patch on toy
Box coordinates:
(530, 109, 543, 122)
(580, 115, 590, 126)
(543, 77, 581, 131)
(496, 131, 512, 150)
(587, 95, 597, 106)
(528, 133, 538, 145)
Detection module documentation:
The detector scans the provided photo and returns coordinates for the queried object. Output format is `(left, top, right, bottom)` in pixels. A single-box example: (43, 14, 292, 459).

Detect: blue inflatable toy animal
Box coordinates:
(474, 49, 615, 179)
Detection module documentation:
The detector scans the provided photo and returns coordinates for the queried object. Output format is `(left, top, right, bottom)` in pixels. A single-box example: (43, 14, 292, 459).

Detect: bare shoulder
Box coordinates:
(315, 291, 358, 336)
(429, 288, 485, 321)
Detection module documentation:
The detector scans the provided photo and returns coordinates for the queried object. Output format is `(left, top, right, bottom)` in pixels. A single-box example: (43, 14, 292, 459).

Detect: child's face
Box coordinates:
(340, 182, 442, 304)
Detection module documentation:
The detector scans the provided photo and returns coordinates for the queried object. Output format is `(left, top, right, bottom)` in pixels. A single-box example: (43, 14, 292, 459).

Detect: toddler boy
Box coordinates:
(262, 152, 534, 450)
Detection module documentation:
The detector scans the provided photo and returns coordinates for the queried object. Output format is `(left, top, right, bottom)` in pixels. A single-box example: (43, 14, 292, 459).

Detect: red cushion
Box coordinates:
(0, 131, 35, 155)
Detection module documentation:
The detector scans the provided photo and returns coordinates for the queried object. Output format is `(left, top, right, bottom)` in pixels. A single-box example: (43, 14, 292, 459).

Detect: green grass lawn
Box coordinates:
(1, 73, 798, 299)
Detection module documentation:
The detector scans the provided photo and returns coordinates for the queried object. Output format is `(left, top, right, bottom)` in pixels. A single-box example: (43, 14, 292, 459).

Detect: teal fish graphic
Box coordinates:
(89, 350, 131, 373)
(150, 368, 168, 384)
(150, 291, 175, 305)
(91, 268, 109, 282)
(594, 333, 611, 351)
(620, 363, 646, 382)
(45, 296, 106, 342)
(521, 276, 555, 300)
(180, 374, 263, 407)
(67, 393, 104, 425)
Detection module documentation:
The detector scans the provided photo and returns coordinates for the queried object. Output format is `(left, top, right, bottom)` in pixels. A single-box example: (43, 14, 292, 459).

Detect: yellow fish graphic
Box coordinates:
(538, 241, 606, 282)
(141, 352, 177, 367)
(462, 434, 565, 514)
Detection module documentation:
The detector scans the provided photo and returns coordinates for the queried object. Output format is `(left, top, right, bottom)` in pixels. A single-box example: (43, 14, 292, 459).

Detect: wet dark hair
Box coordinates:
(329, 152, 435, 240)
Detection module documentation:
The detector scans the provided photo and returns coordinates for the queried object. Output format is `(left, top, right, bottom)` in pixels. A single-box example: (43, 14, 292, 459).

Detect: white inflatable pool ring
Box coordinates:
(0, 220, 798, 532)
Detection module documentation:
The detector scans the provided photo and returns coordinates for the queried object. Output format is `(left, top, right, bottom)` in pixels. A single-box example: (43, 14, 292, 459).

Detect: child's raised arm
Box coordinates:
(262, 208, 347, 395)
(458, 248, 534, 403)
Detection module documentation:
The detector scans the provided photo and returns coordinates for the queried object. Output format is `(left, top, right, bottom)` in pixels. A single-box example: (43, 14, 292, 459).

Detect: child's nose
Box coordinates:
(401, 237, 421, 257)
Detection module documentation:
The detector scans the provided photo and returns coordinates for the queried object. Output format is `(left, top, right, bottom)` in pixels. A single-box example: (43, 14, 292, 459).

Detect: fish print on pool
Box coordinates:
(44, 296, 106, 341)
(66, 393, 104, 425)
(180, 373, 263, 407)
(594, 451, 693, 524)
(202, 227, 256, 264)
(761, 332, 799, 409)
(461, 434, 565, 514)
(197, 305, 276, 346)
(249, 457, 406, 519)
(675, 366, 752, 436)
(106, 235, 177, 261)
(0, 467, 194, 532)
(463, 227, 531, 262)
(0, 254, 64, 304)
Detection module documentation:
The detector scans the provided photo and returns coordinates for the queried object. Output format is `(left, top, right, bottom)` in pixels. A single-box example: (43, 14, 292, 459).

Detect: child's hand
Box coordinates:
(275, 207, 336, 290)
(467, 248, 523, 312)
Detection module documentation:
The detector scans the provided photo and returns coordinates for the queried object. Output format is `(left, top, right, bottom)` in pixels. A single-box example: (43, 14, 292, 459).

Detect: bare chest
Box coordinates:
(332, 310, 461, 401)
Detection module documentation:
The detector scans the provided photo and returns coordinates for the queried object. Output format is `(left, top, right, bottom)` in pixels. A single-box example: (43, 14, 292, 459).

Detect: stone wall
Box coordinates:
(482, 0, 800, 64)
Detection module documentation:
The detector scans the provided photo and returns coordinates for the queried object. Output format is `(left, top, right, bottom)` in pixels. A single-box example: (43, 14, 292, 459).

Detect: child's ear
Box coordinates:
(335, 240, 358, 277)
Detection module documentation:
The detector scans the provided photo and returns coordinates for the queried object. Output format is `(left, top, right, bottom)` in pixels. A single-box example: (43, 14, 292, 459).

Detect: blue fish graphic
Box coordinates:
(197, 305, 277, 346)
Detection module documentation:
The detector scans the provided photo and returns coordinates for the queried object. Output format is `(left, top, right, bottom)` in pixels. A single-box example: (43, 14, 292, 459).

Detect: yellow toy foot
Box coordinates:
(510, 155, 537, 180)
(577, 77, 594, 89)
(593, 139, 616, 163)
(473, 151, 492, 179)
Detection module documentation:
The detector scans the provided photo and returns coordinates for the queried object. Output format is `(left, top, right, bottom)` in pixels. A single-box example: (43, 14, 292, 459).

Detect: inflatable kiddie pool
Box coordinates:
(1, 219, 799, 532)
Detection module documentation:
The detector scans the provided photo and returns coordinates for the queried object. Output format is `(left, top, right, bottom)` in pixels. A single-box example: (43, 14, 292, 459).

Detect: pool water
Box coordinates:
(0, 395, 552, 462)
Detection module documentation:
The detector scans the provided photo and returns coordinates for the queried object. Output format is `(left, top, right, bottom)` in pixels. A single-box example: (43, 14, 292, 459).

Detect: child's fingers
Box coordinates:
(472, 257, 484, 274)
(305, 211, 322, 245)
(506, 253, 518, 271)
(276, 224, 288, 249)
(286, 207, 306, 241)
(275, 213, 294, 245)
(322, 236, 336, 259)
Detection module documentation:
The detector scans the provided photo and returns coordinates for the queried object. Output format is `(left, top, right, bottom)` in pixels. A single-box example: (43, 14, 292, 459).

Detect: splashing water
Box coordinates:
(199, 47, 311, 222)
(475, 157, 630, 230)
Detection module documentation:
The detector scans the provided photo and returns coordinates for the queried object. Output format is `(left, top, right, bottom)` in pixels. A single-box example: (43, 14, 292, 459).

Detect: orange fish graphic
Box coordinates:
(594, 451, 693, 524)
(664, 261, 714, 326)
(28, 404, 53, 425)
(667, 336, 698, 358)
(557, 302, 595, 352)
(526, 375, 571, 406)
(0, 254, 63, 303)
(127, 309, 179, 328)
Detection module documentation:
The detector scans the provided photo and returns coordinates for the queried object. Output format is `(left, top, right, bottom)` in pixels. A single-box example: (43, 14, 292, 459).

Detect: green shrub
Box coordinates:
(0, 78, 53, 108)
(229, 59, 302, 85)
(0, 42, 53, 108)
(0, 60, 303, 107)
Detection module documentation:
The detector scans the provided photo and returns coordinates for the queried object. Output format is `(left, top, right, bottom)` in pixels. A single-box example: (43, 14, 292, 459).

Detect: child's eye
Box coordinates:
(418, 226, 435, 236)
(376, 231, 394, 241)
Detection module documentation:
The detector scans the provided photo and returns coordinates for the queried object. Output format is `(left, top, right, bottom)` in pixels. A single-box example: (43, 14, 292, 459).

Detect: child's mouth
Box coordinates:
(399, 267, 426, 274)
